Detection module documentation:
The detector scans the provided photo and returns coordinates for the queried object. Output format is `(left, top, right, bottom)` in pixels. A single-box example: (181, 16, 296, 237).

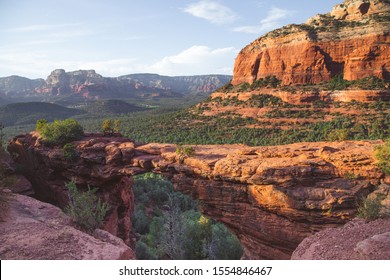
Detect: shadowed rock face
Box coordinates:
(7, 133, 384, 259)
(232, 0, 390, 86)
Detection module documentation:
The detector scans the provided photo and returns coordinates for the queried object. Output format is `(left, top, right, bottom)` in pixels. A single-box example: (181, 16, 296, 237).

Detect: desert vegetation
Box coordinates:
(36, 118, 84, 146)
(132, 173, 243, 260)
(375, 140, 390, 174)
(65, 180, 110, 232)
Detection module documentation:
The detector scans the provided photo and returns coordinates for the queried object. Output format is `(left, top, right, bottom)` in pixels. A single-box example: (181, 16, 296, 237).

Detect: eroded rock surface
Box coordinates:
(232, 0, 390, 86)
(7, 133, 385, 259)
(291, 218, 390, 260)
(0, 194, 135, 260)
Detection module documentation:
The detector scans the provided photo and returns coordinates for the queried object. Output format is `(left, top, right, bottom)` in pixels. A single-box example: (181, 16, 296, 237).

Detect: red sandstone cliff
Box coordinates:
(7, 133, 386, 259)
(232, 0, 390, 86)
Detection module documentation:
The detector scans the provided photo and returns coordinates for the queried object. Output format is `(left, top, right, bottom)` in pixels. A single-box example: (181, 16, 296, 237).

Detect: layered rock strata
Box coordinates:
(8, 133, 385, 259)
(232, 0, 390, 86)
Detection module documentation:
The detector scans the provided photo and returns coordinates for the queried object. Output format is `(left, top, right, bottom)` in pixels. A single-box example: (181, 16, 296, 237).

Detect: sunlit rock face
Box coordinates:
(232, 0, 390, 86)
(8, 133, 384, 259)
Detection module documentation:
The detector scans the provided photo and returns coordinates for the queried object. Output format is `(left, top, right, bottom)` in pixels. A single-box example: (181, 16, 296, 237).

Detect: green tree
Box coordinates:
(102, 119, 113, 135)
(39, 119, 84, 146)
(357, 196, 382, 221)
(136, 241, 158, 260)
(375, 140, 390, 174)
(133, 205, 151, 235)
(159, 196, 185, 259)
(65, 180, 110, 232)
(208, 223, 243, 260)
(114, 119, 121, 134)
(36, 119, 48, 132)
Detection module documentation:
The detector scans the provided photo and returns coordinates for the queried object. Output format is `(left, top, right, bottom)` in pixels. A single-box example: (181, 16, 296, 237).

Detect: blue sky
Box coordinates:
(0, 0, 341, 78)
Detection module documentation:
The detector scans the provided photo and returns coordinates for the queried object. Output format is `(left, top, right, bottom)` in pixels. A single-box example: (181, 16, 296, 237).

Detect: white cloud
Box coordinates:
(77, 59, 138, 76)
(0, 45, 237, 78)
(183, 0, 237, 24)
(6, 23, 81, 33)
(145, 45, 237, 76)
(0, 46, 136, 78)
(234, 7, 294, 34)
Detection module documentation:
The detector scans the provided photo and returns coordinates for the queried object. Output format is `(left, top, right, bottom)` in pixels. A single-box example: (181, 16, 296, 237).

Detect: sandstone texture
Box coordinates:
(211, 88, 389, 106)
(291, 217, 390, 260)
(8, 133, 385, 259)
(7, 133, 136, 248)
(232, 0, 390, 86)
(0, 194, 135, 260)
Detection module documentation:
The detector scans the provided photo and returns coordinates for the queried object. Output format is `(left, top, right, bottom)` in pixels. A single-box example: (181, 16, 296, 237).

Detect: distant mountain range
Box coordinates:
(0, 69, 231, 102)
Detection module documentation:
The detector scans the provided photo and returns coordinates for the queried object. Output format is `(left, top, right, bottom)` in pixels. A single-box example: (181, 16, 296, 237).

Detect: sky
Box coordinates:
(0, 0, 341, 79)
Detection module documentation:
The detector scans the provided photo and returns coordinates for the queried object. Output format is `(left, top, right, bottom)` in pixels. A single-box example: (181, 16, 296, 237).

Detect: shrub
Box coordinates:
(63, 143, 78, 161)
(114, 119, 121, 134)
(375, 140, 390, 174)
(39, 119, 84, 146)
(65, 180, 110, 232)
(326, 129, 350, 141)
(136, 241, 158, 260)
(327, 75, 351, 91)
(356, 196, 382, 220)
(102, 119, 113, 135)
(217, 82, 233, 93)
(239, 82, 250, 92)
(133, 206, 151, 234)
(176, 145, 195, 163)
(208, 223, 243, 260)
(36, 119, 48, 132)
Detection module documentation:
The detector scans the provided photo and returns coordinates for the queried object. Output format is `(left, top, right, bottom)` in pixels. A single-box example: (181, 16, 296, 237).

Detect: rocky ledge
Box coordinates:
(7, 133, 386, 259)
(0, 194, 135, 260)
(292, 217, 390, 260)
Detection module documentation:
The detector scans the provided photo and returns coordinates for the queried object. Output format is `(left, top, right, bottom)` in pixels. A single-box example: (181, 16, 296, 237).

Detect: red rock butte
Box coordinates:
(232, 0, 390, 86)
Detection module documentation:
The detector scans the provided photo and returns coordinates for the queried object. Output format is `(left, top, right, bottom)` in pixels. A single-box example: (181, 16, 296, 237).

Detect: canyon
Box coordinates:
(6, 132, 386, 259)
(1, 0, 389, 260)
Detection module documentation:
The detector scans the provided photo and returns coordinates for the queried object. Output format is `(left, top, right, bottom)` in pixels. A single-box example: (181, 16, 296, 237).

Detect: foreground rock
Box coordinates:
(7, 133, 136, 248)
(8, 133, 385, 259)
(292, 218, 390, 260)
(0, 194, 135, 260)
(232, 0, 390, 86)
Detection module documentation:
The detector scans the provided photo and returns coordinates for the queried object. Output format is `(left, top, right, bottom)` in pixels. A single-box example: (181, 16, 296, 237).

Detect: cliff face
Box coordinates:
(232, 0, 390, 86)
(7, 133, 136, 247)
(7, 133, 385, 259)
